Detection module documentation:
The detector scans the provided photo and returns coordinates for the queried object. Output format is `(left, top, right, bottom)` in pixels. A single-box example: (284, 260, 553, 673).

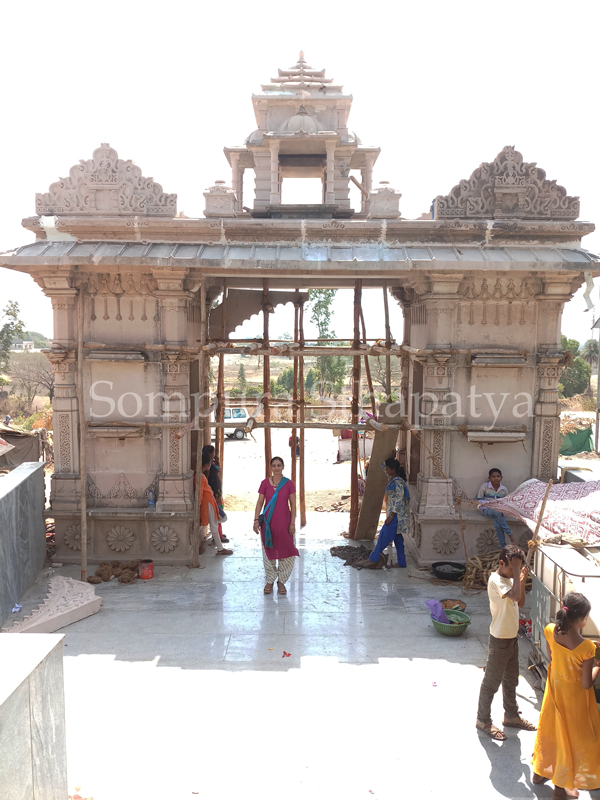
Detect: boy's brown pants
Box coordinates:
(477, 634, 520, 725)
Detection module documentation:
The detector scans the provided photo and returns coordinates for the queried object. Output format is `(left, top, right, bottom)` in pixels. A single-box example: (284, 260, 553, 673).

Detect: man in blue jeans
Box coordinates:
(477, 468, 517, 547)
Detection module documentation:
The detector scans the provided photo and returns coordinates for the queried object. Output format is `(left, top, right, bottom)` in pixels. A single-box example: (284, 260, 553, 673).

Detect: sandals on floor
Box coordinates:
(264, 583, 274, 595)
(476, 720, 506, 740)
(503, 717, 537, 731)
(277, 582, 287, 595)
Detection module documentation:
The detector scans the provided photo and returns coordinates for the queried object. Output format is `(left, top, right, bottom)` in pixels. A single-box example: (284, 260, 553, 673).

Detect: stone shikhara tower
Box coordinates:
(2, 55, 598, 565)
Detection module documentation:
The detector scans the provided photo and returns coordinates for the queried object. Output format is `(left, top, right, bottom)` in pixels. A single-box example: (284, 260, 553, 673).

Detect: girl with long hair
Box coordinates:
(532, 592, 600, 798)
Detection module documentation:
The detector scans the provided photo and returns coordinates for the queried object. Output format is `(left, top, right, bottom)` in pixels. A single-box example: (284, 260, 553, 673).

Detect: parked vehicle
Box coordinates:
(211, 407, 250, 440)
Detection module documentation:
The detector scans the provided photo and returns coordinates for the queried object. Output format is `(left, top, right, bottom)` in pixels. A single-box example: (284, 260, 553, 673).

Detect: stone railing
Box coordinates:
(0, 462, 46, 625)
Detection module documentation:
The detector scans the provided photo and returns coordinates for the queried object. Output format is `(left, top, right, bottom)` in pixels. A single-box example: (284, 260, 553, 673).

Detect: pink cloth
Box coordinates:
(487, 478, 600, 545)
(258, 478, 299, 560)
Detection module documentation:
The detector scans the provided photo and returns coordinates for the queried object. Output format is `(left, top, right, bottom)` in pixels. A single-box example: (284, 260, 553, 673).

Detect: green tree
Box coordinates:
(314, 355, 348, 397)
(308, 289, 337, 338)
(559, 358, 591, 398)
(237, 363, 247, 390)
(24, 331, 51, 348)
(270, 378, 276, 398)
(305, 368, 315, 395)
(580, 338, 599, 391)
(561, 335, 580, 356)
(306, 290, 348, 396)
(0, 301, 25, 371)
(276, 366, 294, 394)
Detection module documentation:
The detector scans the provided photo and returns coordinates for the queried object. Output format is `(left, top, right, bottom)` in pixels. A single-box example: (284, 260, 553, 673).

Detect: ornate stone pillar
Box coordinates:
(251, 150, 271, 210)
(152, 269, 193, 510)
(532, 275, 580, 480)
(416, 356, 454, 516)
(238, 167, 245, 212)
(325, 141, 336, 205)
(333, 152, 351, 209)
(231, 152, 241, 211)
(269, 140, 280, 205)
(363, 154, 375, 214)
(42, 282, 80, 510)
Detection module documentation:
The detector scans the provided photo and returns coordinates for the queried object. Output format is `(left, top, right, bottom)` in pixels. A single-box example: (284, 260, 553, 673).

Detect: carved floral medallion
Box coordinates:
(64, 523, 91, 551)
(432, 528, 460, 556)
(151, 526, 179, 553)
(476, 529, 499, 554)
(107, 526, 134, 552)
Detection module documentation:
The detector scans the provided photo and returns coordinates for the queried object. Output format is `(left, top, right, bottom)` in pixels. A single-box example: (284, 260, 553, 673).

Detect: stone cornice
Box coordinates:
(21, 215, 595, 246)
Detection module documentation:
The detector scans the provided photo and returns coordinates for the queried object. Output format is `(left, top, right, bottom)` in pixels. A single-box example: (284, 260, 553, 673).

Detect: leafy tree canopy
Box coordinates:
(580, 338, 599, 367)
(559, 357, 591, 398)
(561, 335, 580, 356)
(1, 301, 25, 371)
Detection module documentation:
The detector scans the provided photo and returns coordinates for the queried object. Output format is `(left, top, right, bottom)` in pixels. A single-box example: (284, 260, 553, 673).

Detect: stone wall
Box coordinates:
(0, 463, 46, 624)
(0, 634, 68, 799)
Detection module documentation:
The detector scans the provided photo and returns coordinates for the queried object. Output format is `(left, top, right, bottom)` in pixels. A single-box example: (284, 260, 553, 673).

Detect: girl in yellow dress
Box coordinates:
(532, 592, 600, 799)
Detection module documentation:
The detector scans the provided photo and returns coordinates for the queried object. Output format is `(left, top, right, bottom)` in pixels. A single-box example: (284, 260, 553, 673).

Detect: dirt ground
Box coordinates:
(220, 428, 355, 511)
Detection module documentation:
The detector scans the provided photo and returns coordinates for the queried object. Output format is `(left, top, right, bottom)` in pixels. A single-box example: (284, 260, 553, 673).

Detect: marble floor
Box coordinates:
(10, 512, 598, 800)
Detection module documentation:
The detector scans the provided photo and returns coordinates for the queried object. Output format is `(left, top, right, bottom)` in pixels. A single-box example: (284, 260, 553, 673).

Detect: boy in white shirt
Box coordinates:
(477, 467, 517, 547)
(476, 545, 536, 740)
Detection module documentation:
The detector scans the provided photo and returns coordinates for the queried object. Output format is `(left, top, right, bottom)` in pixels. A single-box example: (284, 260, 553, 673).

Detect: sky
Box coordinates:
(1, 0, 599, 348)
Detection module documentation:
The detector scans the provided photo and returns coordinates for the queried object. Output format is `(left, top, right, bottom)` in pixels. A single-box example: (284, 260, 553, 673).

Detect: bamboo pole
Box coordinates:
(359, 308, 377, 419)
(217, 279, 227, 485)
(383, 282, 392, 403)
(77, 286, 88, 582)
(527, 479, 554, 568)
(299, 300, 306, 527)
(263, 279, 272, 476)
(191, 279, 207, 568)
(348, 280, 362, 539)
(291, 300, 299, 488)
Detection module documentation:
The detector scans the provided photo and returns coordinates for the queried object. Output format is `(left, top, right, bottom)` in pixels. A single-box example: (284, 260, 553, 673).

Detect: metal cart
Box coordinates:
(529, 543, 600, 687)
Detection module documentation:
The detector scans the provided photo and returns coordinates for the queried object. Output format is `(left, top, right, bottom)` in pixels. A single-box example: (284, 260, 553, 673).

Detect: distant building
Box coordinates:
(11, 341, 34, 352)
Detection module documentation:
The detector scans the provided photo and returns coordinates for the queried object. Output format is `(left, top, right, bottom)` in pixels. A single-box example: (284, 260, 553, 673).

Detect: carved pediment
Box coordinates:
(434, 146, 579, 221)
(35, 143, 177, 217)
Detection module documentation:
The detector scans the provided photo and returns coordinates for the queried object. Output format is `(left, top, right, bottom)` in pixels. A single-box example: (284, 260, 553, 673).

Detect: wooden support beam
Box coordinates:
(349, 279, 362, 540)
(299, 300, 306, 527)
(360, 308, 377, 419)
(263, 279, 272, 476)
(77, 287, 88, 583)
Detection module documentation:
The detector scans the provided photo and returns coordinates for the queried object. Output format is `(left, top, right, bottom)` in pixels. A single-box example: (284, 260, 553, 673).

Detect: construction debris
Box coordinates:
(560, 416, 593, 435)
(45, 519, 56, 561)
(86, 560, 139, 585)
(330, 544, 374, 568)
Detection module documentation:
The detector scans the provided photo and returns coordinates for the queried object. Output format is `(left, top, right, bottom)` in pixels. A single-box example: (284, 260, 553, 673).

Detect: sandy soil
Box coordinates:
(220, 428, 355, 511)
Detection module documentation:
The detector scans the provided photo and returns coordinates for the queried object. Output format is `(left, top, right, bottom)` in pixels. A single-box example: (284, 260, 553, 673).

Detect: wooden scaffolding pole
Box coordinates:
(298, 300, 306, 527)
(217, 279, 227, 485)
(348, 280, 362, 539)
(383, 282, 392, 403)
(291, 299, 299, 488)
(77, 286, 88, 582)
(191, 279, 207, 568)
(263, 279, 272, 476)
(359, 308, 377, 419)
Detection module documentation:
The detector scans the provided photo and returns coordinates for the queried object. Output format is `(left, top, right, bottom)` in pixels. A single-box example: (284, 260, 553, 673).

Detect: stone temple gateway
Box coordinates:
(2, 53, 599, 567)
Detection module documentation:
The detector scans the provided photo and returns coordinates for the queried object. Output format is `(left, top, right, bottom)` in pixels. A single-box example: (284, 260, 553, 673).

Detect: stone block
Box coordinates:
(2, 576, 101, 633)
(52, 511, 193, 565)
(0, 634, 68, 800)
(0, 462, 46, 625)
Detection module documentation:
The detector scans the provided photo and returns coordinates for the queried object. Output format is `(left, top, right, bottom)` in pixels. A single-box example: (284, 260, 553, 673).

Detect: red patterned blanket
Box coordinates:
(487, 478, 600, 545)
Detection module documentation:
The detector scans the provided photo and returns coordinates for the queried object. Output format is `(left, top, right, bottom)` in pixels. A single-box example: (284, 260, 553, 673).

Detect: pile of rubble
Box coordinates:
(87, 560, 140, 585)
